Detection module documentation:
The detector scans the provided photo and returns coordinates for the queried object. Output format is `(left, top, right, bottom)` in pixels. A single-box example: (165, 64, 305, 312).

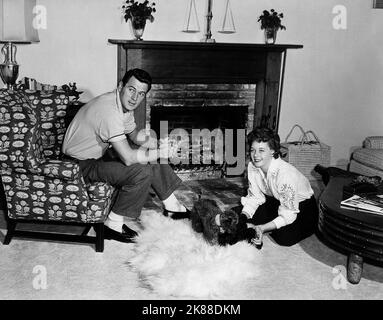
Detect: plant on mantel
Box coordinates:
(257, 9, 286, 31)
(122, 0, 156, 23)
(258, 9, 286, 44)
(122, 0, 156, 40)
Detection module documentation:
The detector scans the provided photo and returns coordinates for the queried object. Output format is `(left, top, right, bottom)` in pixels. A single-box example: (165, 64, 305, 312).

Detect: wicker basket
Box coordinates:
(280, 124, 331, 181)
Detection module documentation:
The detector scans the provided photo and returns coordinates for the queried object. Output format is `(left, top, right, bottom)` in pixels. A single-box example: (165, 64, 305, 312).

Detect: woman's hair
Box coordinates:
(121, 68, 152, 92)
(247, 127, 281, 159)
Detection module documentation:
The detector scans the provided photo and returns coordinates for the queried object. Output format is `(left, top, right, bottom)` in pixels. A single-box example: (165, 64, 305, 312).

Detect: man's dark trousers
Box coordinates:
(78, 156, 182, 219)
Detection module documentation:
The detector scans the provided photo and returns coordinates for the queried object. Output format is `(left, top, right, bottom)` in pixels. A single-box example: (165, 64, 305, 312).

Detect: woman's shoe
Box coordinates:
(163, 208, 191, 220)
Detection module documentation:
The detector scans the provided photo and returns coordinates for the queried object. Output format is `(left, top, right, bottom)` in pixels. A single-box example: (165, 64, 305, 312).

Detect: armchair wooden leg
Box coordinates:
(81, 225, 92, 236)
(3, 219, 16, 245)
(94, 223, 104, 253)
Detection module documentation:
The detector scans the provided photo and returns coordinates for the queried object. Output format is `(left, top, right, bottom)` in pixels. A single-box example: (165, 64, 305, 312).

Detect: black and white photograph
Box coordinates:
(0, 0, 383, 306)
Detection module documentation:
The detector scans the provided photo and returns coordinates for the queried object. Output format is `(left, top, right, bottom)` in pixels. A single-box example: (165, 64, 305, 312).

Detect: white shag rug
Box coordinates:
(127, 211, 262, 299)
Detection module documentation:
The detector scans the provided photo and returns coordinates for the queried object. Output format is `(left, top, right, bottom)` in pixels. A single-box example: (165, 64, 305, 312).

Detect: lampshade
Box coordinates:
(0, 0, 40, 43)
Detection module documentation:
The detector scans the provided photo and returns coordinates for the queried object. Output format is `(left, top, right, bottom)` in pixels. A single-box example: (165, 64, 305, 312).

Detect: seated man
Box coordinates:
(62, 68, 190, 242)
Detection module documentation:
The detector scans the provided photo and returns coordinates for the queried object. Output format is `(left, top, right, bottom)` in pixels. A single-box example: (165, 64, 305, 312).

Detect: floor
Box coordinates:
(0, 177, 383, 300)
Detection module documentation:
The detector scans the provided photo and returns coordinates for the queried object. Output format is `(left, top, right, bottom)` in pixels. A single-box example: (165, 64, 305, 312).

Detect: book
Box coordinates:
(365, 194, 383, 206)
(340, 194, 383, 215)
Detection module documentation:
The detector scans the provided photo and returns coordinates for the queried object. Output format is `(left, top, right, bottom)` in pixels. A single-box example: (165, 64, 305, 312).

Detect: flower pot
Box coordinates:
(131, 16, 147, 41)
(264, 27, 278, 44)
(347, 253, 363, 284)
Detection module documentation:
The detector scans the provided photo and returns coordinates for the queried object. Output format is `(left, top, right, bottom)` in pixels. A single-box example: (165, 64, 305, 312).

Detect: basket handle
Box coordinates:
(284, 124, 306, 143)
(303, 130, 326, 154)
(304, 130, 321, 144)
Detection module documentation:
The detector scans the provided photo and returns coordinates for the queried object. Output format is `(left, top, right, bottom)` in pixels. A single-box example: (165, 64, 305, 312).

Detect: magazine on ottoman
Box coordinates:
(341, 194, 383, 215)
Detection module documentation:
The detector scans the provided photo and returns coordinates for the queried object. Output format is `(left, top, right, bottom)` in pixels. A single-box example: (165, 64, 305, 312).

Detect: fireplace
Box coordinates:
(150, 103, 248, 179)
(108, 40, 303, 179)
(146, 82, 253, 179)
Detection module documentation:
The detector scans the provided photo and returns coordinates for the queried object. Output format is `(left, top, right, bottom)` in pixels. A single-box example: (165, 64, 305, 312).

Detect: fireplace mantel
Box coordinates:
(108, 40, 303, 131)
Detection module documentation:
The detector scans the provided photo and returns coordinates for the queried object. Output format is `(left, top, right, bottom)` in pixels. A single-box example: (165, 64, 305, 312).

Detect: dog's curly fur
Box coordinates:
(190, 198, 222, 245)
(190, 198, 255, 246)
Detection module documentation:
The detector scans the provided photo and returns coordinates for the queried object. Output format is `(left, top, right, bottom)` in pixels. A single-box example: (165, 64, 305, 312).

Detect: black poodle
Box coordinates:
(190, 197, 261, 247)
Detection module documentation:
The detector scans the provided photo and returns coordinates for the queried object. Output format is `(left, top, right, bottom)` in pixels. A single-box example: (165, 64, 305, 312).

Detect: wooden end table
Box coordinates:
(318, 175, 383, 284)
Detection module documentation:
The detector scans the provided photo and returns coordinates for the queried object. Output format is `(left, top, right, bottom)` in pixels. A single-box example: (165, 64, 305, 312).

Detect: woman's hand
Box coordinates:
(247, 223, 263, 247)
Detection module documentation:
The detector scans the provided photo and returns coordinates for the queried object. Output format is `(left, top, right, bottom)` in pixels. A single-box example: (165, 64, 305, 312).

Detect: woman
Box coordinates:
(241, 127, 319, 247)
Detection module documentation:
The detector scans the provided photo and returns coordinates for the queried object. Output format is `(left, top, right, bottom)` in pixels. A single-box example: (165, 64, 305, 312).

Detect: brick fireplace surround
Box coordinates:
(146, 83, 255, 131)
(108, 40, 303, 178)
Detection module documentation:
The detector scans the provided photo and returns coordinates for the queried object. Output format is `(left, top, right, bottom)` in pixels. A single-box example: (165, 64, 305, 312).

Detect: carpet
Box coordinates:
(2, 178, 383, 300)
(1, 209, 383, 300)
(127, 211, 262, 299)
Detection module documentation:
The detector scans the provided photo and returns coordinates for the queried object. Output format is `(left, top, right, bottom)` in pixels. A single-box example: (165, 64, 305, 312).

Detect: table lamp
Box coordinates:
(0, 0, 40, 89)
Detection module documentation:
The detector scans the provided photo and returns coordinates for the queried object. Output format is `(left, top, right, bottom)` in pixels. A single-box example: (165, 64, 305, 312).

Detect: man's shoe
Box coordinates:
(122, 224, 139, 238)
(163, 208, 191, 220)
(104, 225, 136, 243)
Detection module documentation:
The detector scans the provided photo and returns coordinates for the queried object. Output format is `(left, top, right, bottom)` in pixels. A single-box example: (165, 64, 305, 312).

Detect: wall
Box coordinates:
(12, 0, 383, 168)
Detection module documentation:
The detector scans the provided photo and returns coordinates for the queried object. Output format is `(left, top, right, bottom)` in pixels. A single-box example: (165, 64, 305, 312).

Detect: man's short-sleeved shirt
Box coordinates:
(62, 89, 136, 160)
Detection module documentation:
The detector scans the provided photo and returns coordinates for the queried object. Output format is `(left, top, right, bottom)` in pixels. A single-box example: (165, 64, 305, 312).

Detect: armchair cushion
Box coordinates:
(37, 159, 81, 181)
(86, 182, 116, 202)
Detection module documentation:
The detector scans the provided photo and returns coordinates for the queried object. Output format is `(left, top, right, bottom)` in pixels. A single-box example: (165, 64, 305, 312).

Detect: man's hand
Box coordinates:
(128, 128, 158, 149)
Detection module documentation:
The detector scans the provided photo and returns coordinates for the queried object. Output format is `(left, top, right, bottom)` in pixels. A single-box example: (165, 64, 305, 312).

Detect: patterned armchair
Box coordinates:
(0, 88, 115, 252)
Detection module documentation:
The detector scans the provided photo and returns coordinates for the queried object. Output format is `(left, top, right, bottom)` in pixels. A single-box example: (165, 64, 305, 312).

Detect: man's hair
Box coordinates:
(247, 127, 281, 159)
(121, 68, 152, 92)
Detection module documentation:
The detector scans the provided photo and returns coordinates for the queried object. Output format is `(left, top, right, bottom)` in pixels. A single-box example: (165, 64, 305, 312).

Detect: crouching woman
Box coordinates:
(242, 127, 319, 247)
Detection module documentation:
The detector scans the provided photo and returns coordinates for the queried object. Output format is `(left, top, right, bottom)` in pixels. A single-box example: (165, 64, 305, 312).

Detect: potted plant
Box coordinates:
(257, 9, 286, 44)
(122, 0, 156, 40)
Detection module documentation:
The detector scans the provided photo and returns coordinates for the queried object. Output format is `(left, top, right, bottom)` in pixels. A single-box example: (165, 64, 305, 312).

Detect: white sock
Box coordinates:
(162, 193, 186, 212)
(123, 216, 140, 232)
(105, 211, 124, 232)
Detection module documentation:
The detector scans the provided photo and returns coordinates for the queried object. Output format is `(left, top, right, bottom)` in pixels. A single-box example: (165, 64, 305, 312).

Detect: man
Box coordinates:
(62, 68, 190, 243)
